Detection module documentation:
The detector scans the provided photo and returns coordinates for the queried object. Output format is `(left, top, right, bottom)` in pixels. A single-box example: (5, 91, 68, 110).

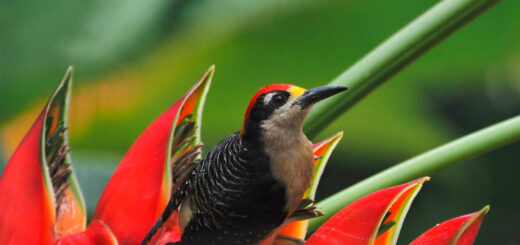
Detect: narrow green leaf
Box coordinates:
(305, 0, 501, 137)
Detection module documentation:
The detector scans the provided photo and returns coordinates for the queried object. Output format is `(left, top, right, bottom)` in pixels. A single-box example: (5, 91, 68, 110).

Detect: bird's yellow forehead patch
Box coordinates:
(288, 86, 306, 97)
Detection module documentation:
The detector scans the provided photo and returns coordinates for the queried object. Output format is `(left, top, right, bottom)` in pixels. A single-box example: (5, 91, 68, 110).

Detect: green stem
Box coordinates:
(309, 115, 520, 230)
(304, 0, 501, 138)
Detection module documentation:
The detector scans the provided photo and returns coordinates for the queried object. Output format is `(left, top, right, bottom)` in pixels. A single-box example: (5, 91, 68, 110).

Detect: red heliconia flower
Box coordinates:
(57, 66, 214, 244)
(0, 66, 490, 245)
(0, 68, 86, 244)
(303, 178, 489, 245)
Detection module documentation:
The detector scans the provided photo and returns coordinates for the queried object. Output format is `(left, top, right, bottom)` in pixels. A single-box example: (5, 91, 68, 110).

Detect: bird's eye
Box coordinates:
(273, 94, 285, 105)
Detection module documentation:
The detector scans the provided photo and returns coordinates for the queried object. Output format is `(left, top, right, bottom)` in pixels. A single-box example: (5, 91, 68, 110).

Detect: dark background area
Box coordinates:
(1, 0, 519, 243)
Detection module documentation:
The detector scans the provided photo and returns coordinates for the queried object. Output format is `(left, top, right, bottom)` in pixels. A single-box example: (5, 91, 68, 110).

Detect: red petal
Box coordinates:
(0, 69, 85, 244)
(0, 111, 55, 244)
(56, 220, 118, 245)
(410, 206, 489, 245)
(306, 177, 429, 245)
(92, 66, 213, 244)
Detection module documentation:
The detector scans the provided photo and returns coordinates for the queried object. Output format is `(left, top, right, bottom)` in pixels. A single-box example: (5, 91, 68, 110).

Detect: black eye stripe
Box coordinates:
(248, 91, 290, 122)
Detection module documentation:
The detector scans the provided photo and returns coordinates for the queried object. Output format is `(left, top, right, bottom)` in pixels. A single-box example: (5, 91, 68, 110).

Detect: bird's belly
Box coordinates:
(178, 198, 193, 232)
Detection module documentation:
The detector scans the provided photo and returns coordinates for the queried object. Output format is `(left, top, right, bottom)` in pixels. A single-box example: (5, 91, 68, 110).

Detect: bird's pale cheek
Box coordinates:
(291, 103, 304, 111)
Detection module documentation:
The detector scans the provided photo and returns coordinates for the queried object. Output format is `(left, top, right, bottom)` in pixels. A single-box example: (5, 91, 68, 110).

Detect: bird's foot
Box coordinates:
(288, 198, 324, 222)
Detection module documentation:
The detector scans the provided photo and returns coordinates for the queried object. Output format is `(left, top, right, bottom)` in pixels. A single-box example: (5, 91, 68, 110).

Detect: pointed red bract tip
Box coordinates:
(241, 84, 294, 134)
(410, 206, 489, 245)
(0, 68, 85, 244)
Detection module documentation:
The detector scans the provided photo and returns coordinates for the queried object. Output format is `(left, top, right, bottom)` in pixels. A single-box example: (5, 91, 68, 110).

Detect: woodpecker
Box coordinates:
(142, 84, 346, 245)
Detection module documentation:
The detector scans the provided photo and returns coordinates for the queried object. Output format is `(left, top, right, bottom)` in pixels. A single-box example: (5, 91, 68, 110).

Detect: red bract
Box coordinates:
(0, 68, 86, 244)
(58, 66, 214, 244)
(410, 206, 489, 245)
(306, 177, 429, 245)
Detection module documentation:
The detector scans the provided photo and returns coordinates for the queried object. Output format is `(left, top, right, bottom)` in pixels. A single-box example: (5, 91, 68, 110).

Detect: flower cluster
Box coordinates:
(0, 67, 488, 245)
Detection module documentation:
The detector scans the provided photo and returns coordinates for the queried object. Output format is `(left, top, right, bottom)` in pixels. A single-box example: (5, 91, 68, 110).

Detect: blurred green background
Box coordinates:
(1, 0, 519, 243)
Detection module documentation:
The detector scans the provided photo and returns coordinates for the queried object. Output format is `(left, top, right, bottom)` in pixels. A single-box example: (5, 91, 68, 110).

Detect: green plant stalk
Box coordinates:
(304, 0, 501, 138)
(309, 115, 520, 230)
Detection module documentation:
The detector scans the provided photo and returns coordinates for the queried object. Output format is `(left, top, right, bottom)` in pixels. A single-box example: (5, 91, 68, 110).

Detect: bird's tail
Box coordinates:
(141, 196, 181, 245)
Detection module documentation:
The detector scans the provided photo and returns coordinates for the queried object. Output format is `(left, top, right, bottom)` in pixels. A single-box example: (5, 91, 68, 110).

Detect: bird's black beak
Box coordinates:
(294, 85, 347, 109)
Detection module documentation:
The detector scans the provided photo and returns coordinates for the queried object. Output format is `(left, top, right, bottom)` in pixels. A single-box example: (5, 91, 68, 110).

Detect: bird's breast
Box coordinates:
(262, 128, 314, 213)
